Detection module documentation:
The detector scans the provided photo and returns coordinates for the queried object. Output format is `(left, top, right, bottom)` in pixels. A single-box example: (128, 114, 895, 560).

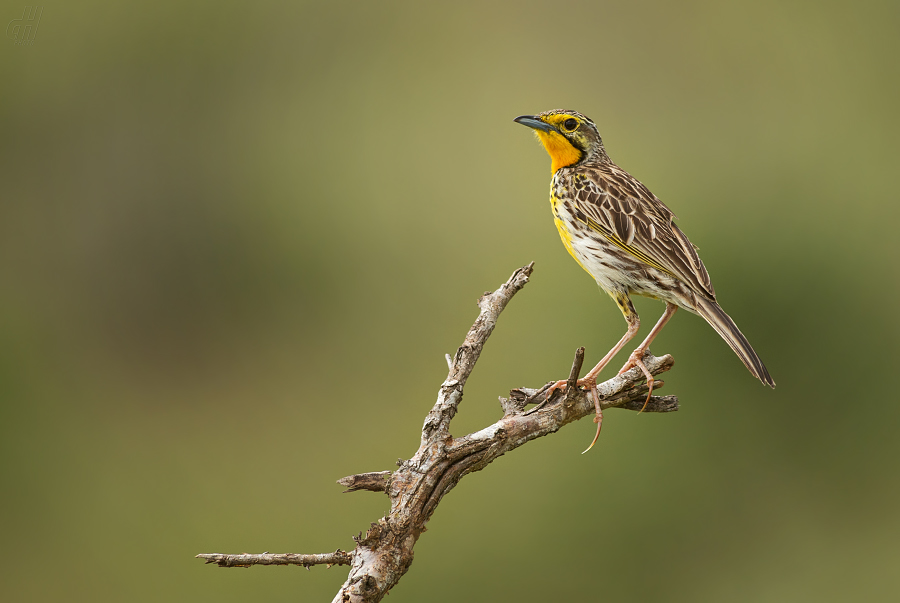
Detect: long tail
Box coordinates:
(694, 297, 775, 388)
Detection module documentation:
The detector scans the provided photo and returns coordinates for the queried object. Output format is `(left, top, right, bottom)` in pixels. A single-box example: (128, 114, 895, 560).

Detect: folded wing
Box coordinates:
(571, 165, 716, 300)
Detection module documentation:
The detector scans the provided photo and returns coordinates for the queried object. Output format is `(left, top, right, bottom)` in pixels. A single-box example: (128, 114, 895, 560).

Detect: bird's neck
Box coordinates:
(536, 131, 583, 173)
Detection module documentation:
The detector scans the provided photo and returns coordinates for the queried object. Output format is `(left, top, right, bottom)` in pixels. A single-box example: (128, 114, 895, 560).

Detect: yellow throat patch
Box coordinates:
(534, 129, 582, 173)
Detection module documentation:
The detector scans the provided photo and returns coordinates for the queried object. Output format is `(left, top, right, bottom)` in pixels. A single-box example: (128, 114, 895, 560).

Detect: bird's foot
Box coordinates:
(539, 376, 603, 453)
(618, 349, 655, 413)
(543, 375, 598, 400)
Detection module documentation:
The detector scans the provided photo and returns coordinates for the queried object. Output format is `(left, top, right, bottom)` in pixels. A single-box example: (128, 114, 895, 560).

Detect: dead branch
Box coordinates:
(197, 551, 352, 569)
(337, 471, 392, 493)
(196, 263, 679, 602)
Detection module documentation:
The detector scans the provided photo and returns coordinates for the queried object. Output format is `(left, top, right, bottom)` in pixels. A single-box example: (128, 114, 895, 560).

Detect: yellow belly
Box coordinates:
(551, 195, 592, 276)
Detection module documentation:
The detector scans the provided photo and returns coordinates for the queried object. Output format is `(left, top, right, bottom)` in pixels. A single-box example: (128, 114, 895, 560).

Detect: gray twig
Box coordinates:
(196, 551, 352, 568)
(420, 262, 534, 444)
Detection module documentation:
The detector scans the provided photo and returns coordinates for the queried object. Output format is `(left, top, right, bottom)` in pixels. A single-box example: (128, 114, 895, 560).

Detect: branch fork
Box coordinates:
(197, 263, 679, 602)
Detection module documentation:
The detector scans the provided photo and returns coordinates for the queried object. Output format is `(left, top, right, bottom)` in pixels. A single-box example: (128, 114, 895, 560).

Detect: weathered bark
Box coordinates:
(197, 551, 352, 569)
(336, 472, 392, 493)
(197, 263, 678, 601)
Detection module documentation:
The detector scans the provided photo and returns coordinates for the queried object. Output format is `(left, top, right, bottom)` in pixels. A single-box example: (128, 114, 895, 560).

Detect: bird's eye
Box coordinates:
(563, 118, 579, 131)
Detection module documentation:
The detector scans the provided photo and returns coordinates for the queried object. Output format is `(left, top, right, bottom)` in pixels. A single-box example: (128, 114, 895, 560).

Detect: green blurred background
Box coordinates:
(2, 1, 899, 601)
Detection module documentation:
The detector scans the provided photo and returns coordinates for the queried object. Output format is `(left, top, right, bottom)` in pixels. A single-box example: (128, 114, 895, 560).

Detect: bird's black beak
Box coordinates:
(514, 115, 556, 134)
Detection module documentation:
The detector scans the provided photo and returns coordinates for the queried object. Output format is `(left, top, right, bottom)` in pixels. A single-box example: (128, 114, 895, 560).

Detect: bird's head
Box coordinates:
(514, 109, 607, 173)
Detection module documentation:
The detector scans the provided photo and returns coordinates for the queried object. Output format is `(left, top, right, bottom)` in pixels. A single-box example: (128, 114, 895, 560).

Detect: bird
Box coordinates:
(514, 109, 774, 451)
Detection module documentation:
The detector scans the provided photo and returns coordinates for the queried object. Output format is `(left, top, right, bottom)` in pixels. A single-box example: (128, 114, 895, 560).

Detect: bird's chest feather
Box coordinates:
(550, 193, 580, 261)
(549, 177, 643, 291)
(549, 182, 600, 275)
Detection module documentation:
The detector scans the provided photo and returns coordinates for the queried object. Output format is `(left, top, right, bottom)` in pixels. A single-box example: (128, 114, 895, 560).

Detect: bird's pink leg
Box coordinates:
(545, 292, 642, 453)
(544, 315, 640, 399)
(619, 303, 678, 412)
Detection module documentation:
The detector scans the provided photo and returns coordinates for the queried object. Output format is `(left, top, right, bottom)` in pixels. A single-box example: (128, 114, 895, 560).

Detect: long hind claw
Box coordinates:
(638, 376, 654, 413)
(581, 379, 602, 454)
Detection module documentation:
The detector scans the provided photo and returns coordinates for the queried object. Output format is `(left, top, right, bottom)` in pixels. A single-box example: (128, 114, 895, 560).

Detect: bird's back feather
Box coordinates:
(566, 162, 716, 300)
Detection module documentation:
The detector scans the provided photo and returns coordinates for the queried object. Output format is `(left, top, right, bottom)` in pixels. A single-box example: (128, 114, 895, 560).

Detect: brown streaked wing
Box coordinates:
(572, 164, 716, 300)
